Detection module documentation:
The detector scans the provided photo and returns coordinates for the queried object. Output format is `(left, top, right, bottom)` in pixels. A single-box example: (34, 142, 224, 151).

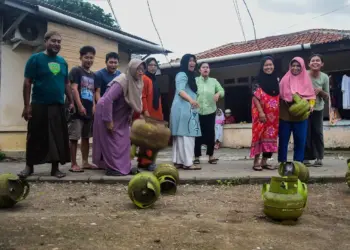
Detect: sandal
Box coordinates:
(208, 158, 218, 164)
(174, 163, 183, 169)
(82, 163, 103, 170)
(51, 170, 66, 178)
(252, 165, 263, 171)
(193, 159, 200, 164)
(183, 165, 202, 170)
(261, 164, 278, 170)
(18, 166, 34, 179)
(69, 165, 84, 173)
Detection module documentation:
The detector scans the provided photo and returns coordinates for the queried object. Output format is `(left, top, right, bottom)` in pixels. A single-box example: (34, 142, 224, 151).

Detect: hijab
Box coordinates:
(180, 54, 197, 93)
(108, 59, 145, 113)
(144, 57, 161, 110)
(256, 56, 279, 96)
(279, 57, 316, 102)
(216, 108, 224, 122)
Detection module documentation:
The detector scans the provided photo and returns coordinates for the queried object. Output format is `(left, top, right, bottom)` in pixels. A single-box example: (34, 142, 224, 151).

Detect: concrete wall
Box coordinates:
(222, 123, 350, 149)
(0, 23, 126, 152)
(118, 51, 130, 73)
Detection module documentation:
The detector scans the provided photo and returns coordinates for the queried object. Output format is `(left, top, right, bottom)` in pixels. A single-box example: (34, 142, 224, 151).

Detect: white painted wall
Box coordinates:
(0, 44, 34, 131)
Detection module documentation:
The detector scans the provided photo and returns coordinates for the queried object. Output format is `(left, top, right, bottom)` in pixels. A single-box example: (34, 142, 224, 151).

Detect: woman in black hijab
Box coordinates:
(250, 56, 280, 171)
(170, 54, 201, 170)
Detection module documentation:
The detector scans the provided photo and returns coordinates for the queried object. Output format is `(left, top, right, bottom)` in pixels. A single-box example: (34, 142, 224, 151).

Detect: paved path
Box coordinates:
(1, 148, 349, 184)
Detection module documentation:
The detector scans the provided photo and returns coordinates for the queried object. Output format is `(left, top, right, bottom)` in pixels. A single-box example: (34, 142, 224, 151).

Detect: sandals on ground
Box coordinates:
(183, 165, 202, 170)
(252, 165, 263, 171)
(261, 164, 278, 170)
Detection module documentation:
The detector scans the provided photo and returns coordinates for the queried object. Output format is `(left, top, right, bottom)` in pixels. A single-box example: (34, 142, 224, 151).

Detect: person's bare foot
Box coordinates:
(69, 164, 84, 172)
(82, 162, 101, 170)
(18, 165, 34, 178)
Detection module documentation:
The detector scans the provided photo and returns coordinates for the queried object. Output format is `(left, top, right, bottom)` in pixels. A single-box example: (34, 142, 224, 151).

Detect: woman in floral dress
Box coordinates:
(250, 56, 280, 171)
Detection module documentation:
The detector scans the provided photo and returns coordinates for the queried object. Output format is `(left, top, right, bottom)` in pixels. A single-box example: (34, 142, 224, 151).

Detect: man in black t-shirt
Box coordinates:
(68, 46, 98, 172)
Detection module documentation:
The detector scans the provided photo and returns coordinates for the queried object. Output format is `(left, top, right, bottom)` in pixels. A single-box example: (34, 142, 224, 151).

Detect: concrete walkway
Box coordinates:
(0, 148, 348, 184)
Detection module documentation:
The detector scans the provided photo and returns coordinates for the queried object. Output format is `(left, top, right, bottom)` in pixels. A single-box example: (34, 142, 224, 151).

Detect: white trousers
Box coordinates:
(172, 136, 195, 167)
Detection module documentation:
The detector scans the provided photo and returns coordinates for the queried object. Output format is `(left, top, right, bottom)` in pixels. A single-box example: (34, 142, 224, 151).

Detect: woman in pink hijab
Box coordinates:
(278, 57, 316, 164)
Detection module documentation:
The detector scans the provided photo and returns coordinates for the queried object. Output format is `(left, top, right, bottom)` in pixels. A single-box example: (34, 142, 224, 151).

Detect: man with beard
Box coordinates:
(19, 31, 73, 178)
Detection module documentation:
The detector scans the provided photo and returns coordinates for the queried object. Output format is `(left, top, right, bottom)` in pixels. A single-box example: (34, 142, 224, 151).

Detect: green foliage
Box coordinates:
(41, 0, 120, 29)
(0, 151, 5, 161)
(216, 178, 245, 186)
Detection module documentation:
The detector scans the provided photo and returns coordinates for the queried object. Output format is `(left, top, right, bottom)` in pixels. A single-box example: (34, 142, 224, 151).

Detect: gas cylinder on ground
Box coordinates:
(0, 173, 30, 209)
(128, 172, 161, 208)
(261, 176, 307, 221)
(346, 159, 350, 187)
(153, 163, 179, 195)
(278, 161, 309, 182)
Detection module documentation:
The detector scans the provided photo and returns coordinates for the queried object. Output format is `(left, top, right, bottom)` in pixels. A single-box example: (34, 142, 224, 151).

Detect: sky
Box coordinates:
(87, 0, 350, 62)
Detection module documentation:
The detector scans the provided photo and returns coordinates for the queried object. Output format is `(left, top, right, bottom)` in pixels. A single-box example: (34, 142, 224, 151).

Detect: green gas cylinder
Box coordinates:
(278, 161, 309, 182)
(262, 176, 308, 221)
(153, 163, 179, 195)
(128, 172, 161, 208)
(346, 159, 350, 187)
(0, 173, 30, 208)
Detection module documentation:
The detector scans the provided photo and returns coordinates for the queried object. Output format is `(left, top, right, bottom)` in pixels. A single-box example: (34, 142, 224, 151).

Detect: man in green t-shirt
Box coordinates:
(18, 31, 74, 179)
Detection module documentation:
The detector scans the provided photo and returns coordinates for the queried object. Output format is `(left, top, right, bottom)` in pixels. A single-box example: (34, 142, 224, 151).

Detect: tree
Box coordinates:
(41, 0, 120, 29)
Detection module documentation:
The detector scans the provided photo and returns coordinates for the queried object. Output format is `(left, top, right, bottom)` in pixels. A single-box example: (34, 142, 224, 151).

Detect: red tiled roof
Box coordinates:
(196, 29, 350, 60)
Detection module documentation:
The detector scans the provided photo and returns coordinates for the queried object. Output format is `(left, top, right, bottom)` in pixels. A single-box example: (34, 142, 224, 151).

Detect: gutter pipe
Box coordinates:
(160, 43, 311, 69)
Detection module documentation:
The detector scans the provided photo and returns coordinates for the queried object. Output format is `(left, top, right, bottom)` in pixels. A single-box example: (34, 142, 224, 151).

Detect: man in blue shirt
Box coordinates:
(95, 52, 121, 101)
(19, 31, 74, 179)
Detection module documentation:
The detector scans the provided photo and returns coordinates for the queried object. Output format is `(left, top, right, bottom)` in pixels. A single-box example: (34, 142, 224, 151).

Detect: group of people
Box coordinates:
(250, 55, 329, 171)
(19, 31, 164, 178)
(18, 30, 329, 179)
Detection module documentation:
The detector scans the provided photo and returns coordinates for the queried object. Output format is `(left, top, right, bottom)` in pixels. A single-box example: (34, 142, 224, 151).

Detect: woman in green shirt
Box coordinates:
(193, 62, 225, 164)
(304, 54, 329, 167)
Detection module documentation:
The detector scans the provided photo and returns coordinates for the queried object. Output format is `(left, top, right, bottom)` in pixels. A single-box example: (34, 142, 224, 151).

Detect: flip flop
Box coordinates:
(208, 158, 218, 164)
(193, 159, 200, 164)
(69, 167, 84, 173)
(183, 165, 202, 170)
(51, 170, 67, 178)
(252, 165, 263, 171)
(174, 164, 183, 169)
(261, 165, 278, 170)
(82, 164, 103, 170)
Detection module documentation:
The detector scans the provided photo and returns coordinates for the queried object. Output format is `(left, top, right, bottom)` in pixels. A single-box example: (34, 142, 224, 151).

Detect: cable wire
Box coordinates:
(232, 0, 247, 42)
(106, 0, 121, 29)
(272, 2, 350, 35)
(242, 0, 263, 56)
(146, 0, 172, 67)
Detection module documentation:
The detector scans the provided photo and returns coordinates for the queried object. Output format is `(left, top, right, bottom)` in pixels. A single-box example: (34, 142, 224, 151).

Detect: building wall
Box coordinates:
(0, 23, 124, 152)
(222, 123, 350, 149)
(47, 22, 118, 71)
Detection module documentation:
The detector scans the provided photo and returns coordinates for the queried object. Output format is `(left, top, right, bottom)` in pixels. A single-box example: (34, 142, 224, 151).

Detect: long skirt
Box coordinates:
(26, 104, 71, 165)
(194, 112, 216, 158)
(172, 136, 195, 167)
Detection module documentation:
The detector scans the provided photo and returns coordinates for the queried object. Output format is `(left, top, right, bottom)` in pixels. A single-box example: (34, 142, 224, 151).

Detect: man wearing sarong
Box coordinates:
(19, 31, 73, 178)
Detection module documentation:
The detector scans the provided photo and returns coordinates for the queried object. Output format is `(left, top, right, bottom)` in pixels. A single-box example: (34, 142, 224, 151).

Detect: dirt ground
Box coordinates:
(0, 183, 349, 250)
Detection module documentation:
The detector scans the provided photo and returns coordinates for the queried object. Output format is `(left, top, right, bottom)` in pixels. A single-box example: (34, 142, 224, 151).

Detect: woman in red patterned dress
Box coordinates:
(250, 56, 280, 171)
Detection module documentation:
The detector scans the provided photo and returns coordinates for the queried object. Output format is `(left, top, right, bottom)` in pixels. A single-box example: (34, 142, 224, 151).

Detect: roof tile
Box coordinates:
(196, 29, 350, 60)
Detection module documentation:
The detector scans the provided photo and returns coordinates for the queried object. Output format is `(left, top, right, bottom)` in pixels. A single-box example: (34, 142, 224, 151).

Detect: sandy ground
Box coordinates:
(0, 183, 349, 250)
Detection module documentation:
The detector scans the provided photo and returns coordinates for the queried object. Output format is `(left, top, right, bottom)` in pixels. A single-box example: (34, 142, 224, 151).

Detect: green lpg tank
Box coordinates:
(346, 159, 350, 187)
(128, 172, 161, 208)
(261, 176, 307, 221)
(0, 173, 30, 208)
(278, 161, 309, 182)
(153, 163, 180, 195)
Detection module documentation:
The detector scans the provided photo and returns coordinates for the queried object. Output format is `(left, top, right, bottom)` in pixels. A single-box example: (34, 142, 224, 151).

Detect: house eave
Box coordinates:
(2, 0, 172, 55)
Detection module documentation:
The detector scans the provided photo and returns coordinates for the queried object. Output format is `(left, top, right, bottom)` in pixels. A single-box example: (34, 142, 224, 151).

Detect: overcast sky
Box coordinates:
(88, 0, 350, 62)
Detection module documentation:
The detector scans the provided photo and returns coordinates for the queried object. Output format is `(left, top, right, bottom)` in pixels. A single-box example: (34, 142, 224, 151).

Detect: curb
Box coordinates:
(24, 175, 347, 185)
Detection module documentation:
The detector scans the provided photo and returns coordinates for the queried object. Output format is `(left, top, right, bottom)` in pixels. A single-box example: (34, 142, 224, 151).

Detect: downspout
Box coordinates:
(36, 6, 166, 53)
(160, 43, 312, 69)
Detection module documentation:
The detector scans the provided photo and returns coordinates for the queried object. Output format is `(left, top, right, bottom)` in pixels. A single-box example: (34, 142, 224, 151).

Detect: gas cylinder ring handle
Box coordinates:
(17, 180, 30, 201)
(280, 181, 286, 189)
